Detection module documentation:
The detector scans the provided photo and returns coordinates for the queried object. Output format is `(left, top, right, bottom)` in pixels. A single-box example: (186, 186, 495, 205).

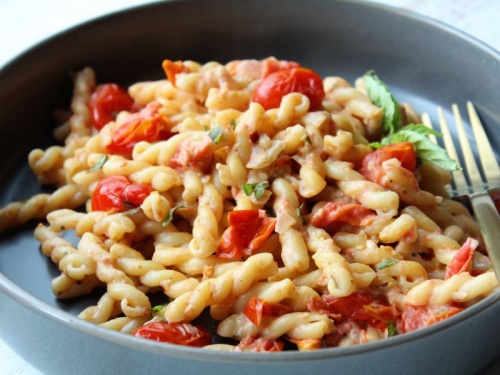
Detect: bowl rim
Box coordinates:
(1, 0, 500, 363)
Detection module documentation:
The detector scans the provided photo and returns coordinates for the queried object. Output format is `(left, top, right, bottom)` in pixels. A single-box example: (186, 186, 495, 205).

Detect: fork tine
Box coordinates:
(451, 104, 483, 192)
(421, 112, 438, 144)
(438, 107, 469, 195)
(467, 101, 500, 189)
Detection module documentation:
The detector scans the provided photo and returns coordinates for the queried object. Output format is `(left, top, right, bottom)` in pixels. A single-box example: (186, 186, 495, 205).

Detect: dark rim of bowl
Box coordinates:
(1, 0, 500, 363)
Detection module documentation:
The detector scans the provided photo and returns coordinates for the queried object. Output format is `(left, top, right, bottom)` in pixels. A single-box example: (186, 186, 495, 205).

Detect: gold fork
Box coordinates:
(422, 102, 500, 278)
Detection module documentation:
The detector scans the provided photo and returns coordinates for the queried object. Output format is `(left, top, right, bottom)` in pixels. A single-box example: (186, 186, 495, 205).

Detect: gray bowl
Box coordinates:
(1, 0, 499, 374)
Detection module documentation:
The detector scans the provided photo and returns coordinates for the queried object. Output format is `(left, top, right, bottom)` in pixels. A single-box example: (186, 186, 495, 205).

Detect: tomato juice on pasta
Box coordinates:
(0, 57, 497, 351)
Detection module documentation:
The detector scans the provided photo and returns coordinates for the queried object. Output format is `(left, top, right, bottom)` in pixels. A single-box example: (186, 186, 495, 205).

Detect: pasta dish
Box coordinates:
(0, 57, 497, 351)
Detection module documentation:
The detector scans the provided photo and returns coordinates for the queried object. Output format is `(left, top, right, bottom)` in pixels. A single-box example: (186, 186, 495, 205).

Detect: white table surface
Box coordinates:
(0, 0, 499, 374)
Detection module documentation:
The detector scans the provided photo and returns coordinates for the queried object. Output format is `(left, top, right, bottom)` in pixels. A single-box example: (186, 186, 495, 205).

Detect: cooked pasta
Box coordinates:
(0, 57, 498, 352)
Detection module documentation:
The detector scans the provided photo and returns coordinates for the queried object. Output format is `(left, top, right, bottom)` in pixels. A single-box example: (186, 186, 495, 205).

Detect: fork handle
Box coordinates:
(470, 191, 500, 278)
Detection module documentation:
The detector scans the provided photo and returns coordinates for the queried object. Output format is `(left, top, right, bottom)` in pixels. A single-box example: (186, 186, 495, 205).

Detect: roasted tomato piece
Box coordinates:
(89, 83, 135, 129)
(243, 297, 292, 327)
(106, 102, 171, 155)
(252, 67, 325, 110)
(91, 175, 153, 212)
(133, 320, 212, 347)
(401, 304, 463, 333)
(360, 142, 417, 184)
(217, 209, 276, 260)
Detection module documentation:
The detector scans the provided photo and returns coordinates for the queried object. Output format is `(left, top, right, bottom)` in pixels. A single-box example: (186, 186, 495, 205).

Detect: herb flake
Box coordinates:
(375, 257, 399, 270)
(242, 182, 269, 199)
(387, 320, 398, 337)
(87, 155, 107, 173)
(208, 126, 223, 144)
(162, 204, 187, 227)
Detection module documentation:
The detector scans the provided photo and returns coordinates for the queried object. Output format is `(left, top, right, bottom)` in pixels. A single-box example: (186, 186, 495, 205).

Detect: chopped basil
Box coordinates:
(150, 304, 166, 314)
(242, 182, 269, 199)
(387, 320, 398, 337)
(208, 125, 223, 144)
(303, 134, 312, 144)
(87, 155, 107, 173)
(230, 119, 237, 130)
(296, 203, 305, 218)
(375, 257, 399, 270)
(162, 204, 187, 227)
(364, 71, 460, 171)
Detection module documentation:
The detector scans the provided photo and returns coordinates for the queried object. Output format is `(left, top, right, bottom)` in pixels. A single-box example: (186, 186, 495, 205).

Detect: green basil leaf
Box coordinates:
(230, 119, 237, 130)
(208, 126, 223, 144)
(150, 304, 166, 314)
(375, 257, 399, 270)
(87, 155, 107, 173)
(402, 123, 442, 137)
(387, 320, 398, 337)
(242, 183, 257, 196)
(383, 129, 460, 171)
(254, 182, 269, 199)
(162, 204, 187, 227)
(364, 71, 402, 135)
(241, 182, 269, 199)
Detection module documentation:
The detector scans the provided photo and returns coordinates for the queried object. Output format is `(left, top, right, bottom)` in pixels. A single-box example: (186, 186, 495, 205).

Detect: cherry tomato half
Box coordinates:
(252, 67, 325, 111)
(106, 102, 172, 155)
(243, 297, 292, 327)
(360, 142, 417, 184)
(402, 304, 463, 333)
(445, 237, 477, 279)
(216, 209, 276, 260)
(133, 320, 212, 347)
(310, 201, 376, 228)
(89, 83, 135, 129)
(91, 175, 153, 212)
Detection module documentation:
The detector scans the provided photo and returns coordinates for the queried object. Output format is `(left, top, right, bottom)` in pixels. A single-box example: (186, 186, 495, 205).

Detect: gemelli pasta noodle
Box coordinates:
(0, 57, 498, 351)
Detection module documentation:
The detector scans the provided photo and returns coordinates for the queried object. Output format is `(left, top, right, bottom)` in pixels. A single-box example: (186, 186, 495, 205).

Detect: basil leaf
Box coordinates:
(242, 183, 256, 196)
(208, 126, 223, 144)
(383, 129, 460, 171)
(387, 320, 398, 337)
(88, 155, 107, 173)
(230, 119, 237, 130)
(254, 182, 269, 199)
(151, 304, 166, 314)
(375, 257, 399, 270)
(241, 182, 269, 199)
(364, 71, 402, 135)
(162, 204, 187, 227)
(401, 123, 442, 137)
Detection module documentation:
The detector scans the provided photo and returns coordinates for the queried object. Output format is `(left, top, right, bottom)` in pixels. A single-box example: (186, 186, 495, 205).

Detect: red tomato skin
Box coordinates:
(243, 297, 292, 327)
(121, 183, 154, 207)
(216, 209, 276, 260)
(162, 60, 191, 86)
(445, 237, 477, 279)
(91, 175, 153, 212)
(252, 68, 325, 111)
(132, 321, 212, 347)
(89, 83, 135, 129)
(310, 201, 376, 228)
(107, 102, 170, 155)
(402, 304, 463, 333)
(91, 175, 130, 212)
(360, 142, 417, 184)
